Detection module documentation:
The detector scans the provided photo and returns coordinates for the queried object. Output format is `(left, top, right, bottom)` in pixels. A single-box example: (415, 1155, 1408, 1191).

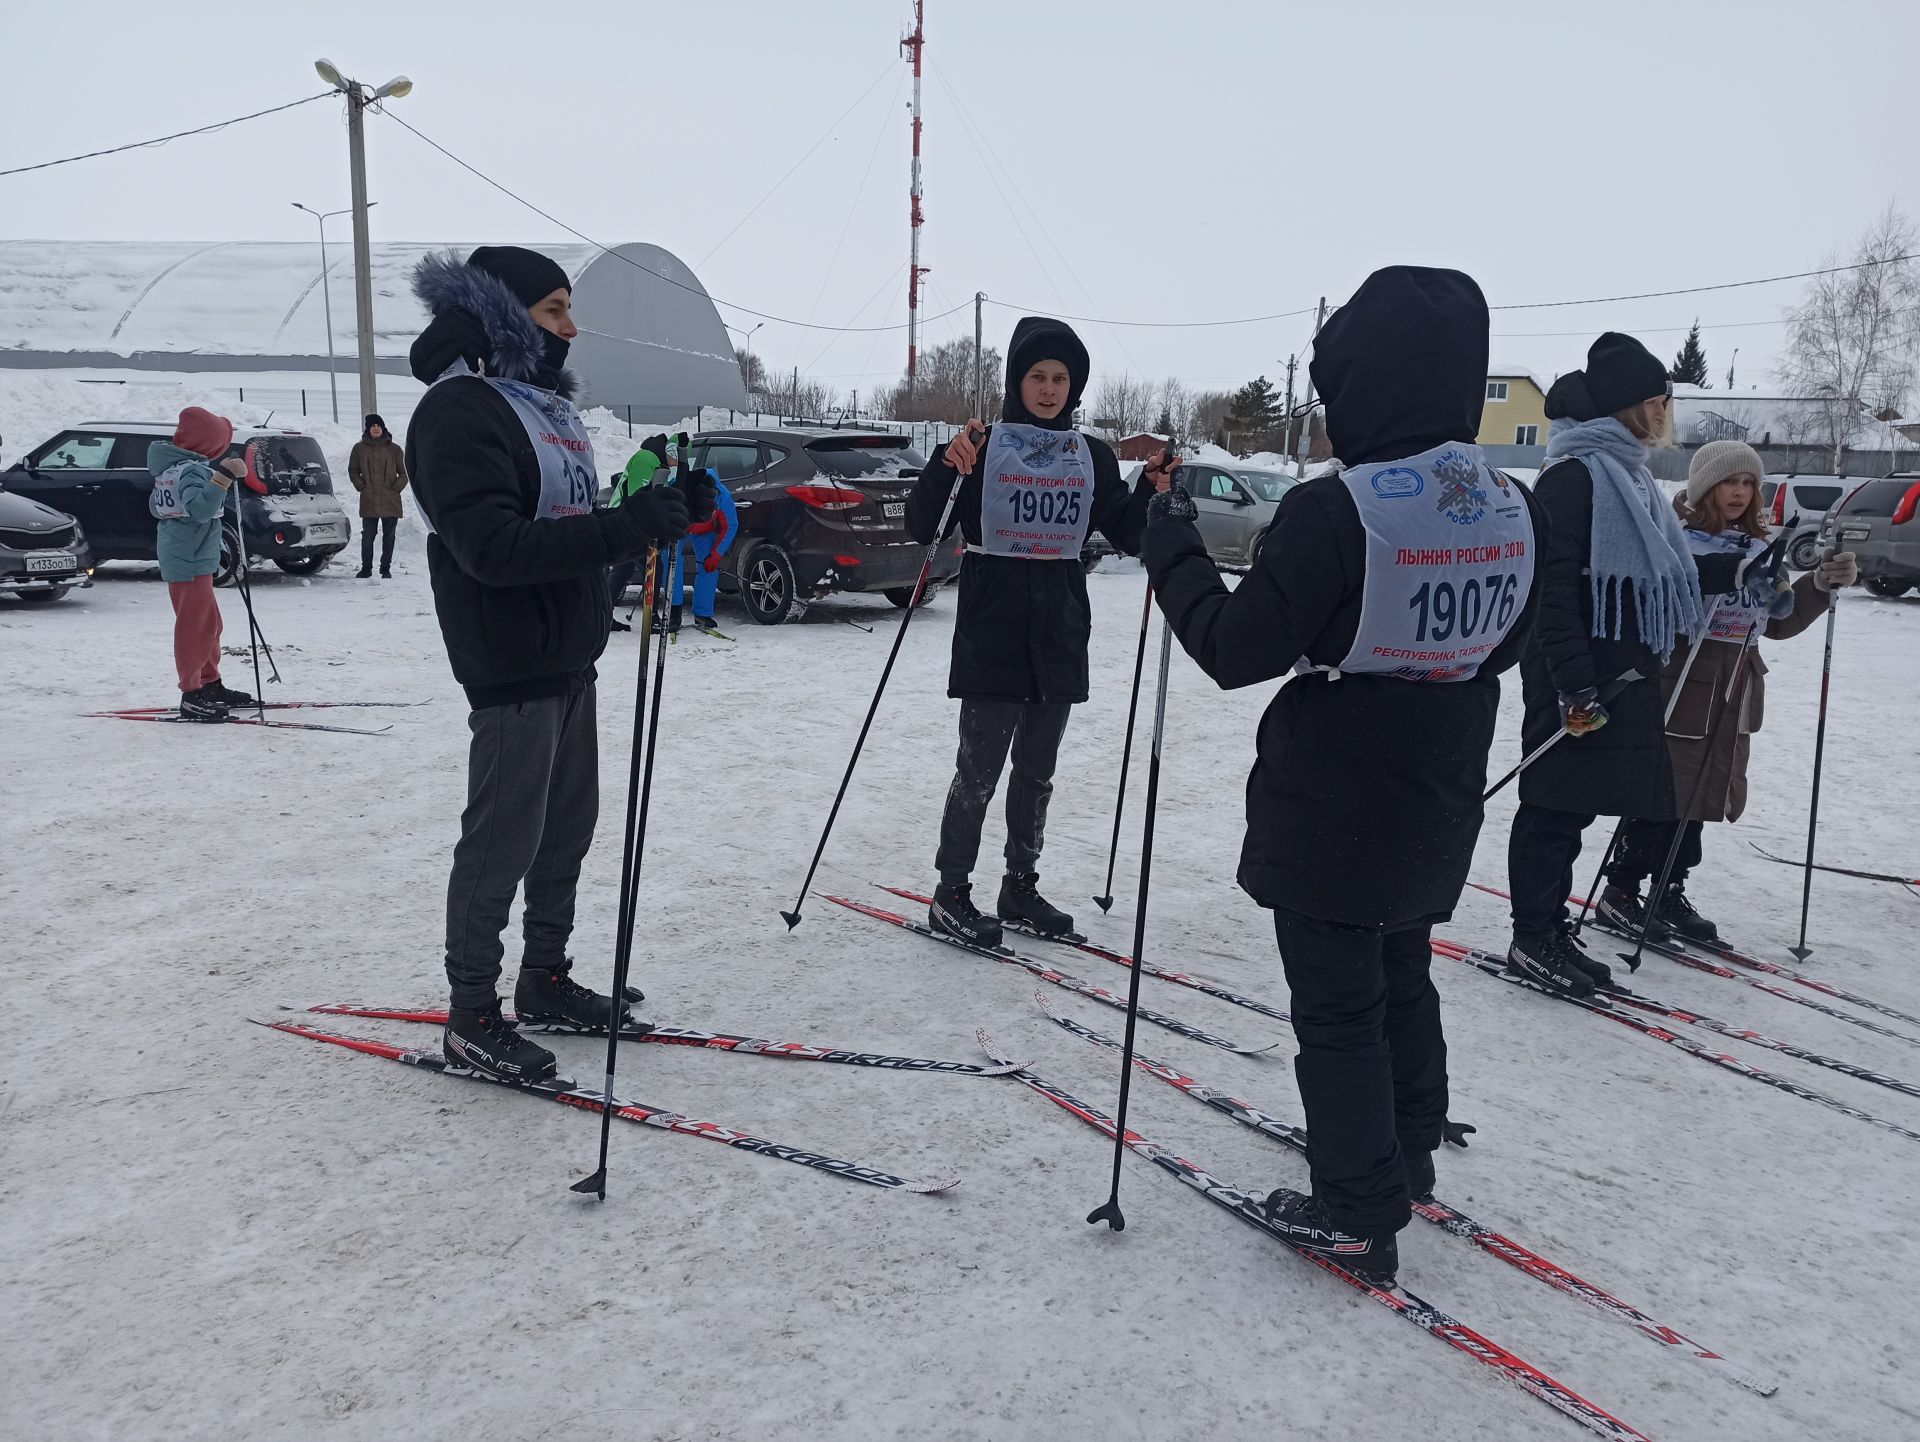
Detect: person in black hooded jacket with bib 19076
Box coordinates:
(405, 244, 712, 1086)
(905, 316, 1171, 948)
(1141, 266, 1544, 1286)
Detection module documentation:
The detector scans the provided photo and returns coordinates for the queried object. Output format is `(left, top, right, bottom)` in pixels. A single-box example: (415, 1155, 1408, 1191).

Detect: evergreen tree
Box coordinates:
(1224, 375, 1283, 452)
(1669, 320, 1710, 388)
(1153, 406, 1176, 437)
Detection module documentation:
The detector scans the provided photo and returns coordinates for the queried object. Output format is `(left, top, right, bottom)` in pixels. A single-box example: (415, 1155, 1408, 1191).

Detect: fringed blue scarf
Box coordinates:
(1544, 418, 1703, 658)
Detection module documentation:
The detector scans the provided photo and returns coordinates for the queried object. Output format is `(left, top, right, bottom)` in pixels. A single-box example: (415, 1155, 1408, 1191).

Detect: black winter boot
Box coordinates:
(444, 998, 557, 1083)
(204, 680, 256, 708)
(1597, 883, 1674, 944)
(1506, 932, 1599, 999)
(1653, 885, 1719, 943)
(930, 882, 1003, 949)
(997, 872, 1075, 937)
(514, 966, 632, 1034)
(1260, 1189, 1399, 1286)
(1556, 922, 1620, 992)
(177, 685, 229, 723)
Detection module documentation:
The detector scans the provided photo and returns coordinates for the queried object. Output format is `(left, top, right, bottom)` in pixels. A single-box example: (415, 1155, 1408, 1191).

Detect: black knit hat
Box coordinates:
(1583, 332, 1670, 416)
(466, 245, 571, 308)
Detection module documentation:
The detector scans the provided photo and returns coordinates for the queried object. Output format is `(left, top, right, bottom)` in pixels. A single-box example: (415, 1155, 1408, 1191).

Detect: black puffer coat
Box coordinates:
(1144, 266, 1544, 929)
(905, 316, 1152, 704)
(405, 252, 658, 709)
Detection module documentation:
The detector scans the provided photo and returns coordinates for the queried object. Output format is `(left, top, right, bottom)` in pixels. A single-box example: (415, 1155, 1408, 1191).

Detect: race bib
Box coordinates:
(976, 423, 1096, 559)
(148, 460, 196, 520)
(424, 363, 599, 530)
(1334, 443, 1535, 682)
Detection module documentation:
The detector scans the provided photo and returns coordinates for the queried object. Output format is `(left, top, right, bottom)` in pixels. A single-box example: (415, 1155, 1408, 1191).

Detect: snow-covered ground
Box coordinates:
(5, 416, 1920, 1438)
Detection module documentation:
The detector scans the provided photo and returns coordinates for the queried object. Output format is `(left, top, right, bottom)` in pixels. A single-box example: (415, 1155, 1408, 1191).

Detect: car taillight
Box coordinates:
(243, 442, 267, 494)
(1771, 484, 1785, 526)
(785, 483, 864, 511)
(833, 554, 860, 567)
(1892, 480, 1920, 527)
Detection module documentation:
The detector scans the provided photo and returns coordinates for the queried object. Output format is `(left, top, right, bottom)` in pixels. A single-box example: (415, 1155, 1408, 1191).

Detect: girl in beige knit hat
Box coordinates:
(1599, 440, 1857, 943)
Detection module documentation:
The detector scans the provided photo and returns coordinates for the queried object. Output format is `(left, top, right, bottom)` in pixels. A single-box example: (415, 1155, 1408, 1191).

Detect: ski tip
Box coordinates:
(1092, 895, 1113, 912)
(779, 909, 803, 931)
(975, 1027, 1018, 1069)
(905, 1175, 963, 1195)
(569, 1169, 608, 1199)
(976, 1060, 1028, 1078)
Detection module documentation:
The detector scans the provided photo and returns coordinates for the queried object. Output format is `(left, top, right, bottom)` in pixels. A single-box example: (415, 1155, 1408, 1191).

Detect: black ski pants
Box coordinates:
(1508, 801, 1601, 941)
(1609, 818, 1706, 890)
(444, 686, 599, 1009)
(360, 515, 397, 572)
(1273, 909, 1446, 1235)
(935, 699, 1072, 886)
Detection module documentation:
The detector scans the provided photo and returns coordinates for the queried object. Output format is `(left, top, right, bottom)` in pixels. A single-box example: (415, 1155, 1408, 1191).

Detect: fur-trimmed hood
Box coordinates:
(407, 250, 578, 397)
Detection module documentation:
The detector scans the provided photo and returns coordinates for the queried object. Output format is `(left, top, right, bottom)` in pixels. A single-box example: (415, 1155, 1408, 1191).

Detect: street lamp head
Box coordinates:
(374, 76, 413, 100)
(314, 58, 346, 89)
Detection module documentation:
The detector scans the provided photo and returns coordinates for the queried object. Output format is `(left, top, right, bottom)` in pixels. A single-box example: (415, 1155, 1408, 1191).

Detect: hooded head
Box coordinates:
(408, 247, 578, 396)
(1309, 266, 1489, 467)
(1001, 316, 1091, 431)
(172, 405, 233, 462)
(363, 413, 387, 441)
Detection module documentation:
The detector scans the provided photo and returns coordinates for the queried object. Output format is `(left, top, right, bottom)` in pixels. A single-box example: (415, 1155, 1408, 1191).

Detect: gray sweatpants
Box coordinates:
(444, 687, 599, 1009)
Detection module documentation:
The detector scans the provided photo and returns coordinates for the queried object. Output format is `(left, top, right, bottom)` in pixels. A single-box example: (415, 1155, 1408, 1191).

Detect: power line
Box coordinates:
(1488, 255, 1920, 311)
(382, 110, 968, 335)
(984, 296, 1319, 329)
(0, 92, 335, 178)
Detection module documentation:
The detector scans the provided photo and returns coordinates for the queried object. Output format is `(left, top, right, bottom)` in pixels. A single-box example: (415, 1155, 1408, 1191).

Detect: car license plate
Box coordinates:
(25, 551, 74, 573)
(308, 523, 345, 540)
(1841, 524, 1872, 542)
(883, 502, 905, 519)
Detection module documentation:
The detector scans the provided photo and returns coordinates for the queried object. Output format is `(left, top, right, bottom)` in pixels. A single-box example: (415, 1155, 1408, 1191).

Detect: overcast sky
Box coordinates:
(4, 0, 1914, 404)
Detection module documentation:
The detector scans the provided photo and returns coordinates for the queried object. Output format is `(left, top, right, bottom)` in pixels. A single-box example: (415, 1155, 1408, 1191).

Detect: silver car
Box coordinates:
(1824, 473, 1920, 597)
(1179, 462, 1299, 567)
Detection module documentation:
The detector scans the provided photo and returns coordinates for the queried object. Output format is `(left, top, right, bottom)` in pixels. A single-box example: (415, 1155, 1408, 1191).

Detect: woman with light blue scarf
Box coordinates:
(1503, 332, 1744, 999)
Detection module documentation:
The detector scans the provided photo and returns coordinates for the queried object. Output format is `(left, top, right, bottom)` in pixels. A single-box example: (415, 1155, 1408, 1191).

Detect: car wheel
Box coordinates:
(275, 554, 331, 576)
(741, 543, 804, 625)
(17, 586, 68, 603)
(884, 584, 937, 608)
(1864, 576, 1913, 598)
(1788, 533, 1821, 571)
(215, 524, 243, 588)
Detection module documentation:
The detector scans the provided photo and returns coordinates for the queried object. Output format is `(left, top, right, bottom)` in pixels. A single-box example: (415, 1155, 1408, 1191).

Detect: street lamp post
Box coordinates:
(723, 322, 764, 408)
(292, 201, 376, 424)
(314, 59, 412, 422)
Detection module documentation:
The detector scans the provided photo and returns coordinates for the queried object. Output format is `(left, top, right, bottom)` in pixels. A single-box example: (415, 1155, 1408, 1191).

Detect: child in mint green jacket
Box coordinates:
(148, 406, 250, 720)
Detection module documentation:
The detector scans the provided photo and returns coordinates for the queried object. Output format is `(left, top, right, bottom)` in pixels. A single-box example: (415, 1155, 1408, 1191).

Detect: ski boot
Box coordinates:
(444, 997, 557, 1083)
(1597, 883, 1674, 944)
(178, 685, 229, 723)
(1556, 921, 1621, 993)
(998, 872, 1075, 938)
(610, 618, 632, 633)
(1261, 1189, 1398, 1286)
(930, 882, 1003, 949)
(514, 965, 633, 1034)
(1653, 885, 1719, 944)
(204, 680, 257, 709)
(1505, 932, 1598, 999)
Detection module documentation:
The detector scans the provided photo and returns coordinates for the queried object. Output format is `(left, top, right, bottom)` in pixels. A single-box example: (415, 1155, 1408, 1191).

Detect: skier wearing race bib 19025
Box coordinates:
(1141, 267, 1545, 1286)
(904, 316, 1174, 949)
(404, 245, 714, 1086)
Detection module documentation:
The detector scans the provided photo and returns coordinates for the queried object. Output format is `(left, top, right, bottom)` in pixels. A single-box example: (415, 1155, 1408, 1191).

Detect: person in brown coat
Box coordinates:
(348, 413, 408, 578)
(1602, 440, 1857, 942)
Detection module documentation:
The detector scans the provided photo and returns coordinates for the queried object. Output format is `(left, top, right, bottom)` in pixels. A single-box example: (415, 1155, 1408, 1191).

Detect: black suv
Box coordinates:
(4, 423, 352, 585)
(684, 427, 963, 625)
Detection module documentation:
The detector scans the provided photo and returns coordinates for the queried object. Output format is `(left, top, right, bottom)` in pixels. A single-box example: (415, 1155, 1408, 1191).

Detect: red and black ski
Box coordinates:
(1039, 992, 1777, 1396)
(302, 1003, 1022, 1077)
(92, 711, 390, 736)
(975, 1032, 1653, 1440)
(258, 1018, 958, 1192)
(880, 884, 1291, 1022)
(822, 893, 1280, 1056)
(94, 700, 429, 713)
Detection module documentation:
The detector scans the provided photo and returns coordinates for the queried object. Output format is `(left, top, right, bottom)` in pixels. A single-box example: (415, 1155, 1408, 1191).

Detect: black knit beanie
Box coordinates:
(1583, 332, 1670, 416)
(466, 246, 571, 308)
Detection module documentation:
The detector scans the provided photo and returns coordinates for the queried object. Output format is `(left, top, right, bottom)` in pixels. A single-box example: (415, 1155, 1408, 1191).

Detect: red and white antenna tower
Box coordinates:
(901, 0, 929, 395)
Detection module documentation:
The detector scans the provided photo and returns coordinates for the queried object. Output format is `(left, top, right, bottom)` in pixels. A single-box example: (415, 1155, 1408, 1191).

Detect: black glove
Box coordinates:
(1443, 1119, 1476, 1149)
(674, 464, 718, 525)
(1147, 483, 1198, 524)
(619, 482, 690, 546)
(639, 433, 671, 467)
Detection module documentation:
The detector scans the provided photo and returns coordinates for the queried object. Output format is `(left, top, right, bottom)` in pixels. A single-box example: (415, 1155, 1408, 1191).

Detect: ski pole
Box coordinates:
(227, 481, 271, 717)
(1791, 555, 1840, 960)
(1571, 597, 1724, 940)
(1482, 668, 1641, 802)
(781, 428, 977, 930)
(1618, 619, 1762, 972)
(1094, 578, 1154, 912)
(1087, 614, 1175, 1232)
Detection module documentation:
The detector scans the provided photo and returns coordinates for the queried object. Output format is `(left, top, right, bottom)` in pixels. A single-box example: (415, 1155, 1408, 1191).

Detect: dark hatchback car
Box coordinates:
(0, 483, 94, 603)
(674, 427, 963, 624)
(4, 422, 352, 585)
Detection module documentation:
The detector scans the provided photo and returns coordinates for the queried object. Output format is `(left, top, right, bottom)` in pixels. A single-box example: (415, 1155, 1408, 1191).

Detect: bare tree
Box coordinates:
(1188, 389, 1233, 448)
(737, 348, 767, 399)
(887, 337, 1005, 423)
(1782, 205, 1920, 472)
(1154, 377, 1194, 440)
(1086, 373, 1158, 436)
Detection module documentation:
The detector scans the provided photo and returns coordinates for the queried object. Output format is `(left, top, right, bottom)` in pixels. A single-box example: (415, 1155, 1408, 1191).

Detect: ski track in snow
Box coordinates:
(4, 383, 1920, 1439)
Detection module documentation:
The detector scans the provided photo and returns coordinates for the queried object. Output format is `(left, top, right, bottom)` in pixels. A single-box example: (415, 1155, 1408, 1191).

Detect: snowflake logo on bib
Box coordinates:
(1432, 449, 1489, 527)
(1019, 432, 1065, 468)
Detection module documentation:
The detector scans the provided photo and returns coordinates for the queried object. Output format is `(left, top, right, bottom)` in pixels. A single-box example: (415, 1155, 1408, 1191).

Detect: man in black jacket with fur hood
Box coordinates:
(1142, 266, 1544, 1285)
(406, 244, 710, 1085)
(905, 316, 1170, 947)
